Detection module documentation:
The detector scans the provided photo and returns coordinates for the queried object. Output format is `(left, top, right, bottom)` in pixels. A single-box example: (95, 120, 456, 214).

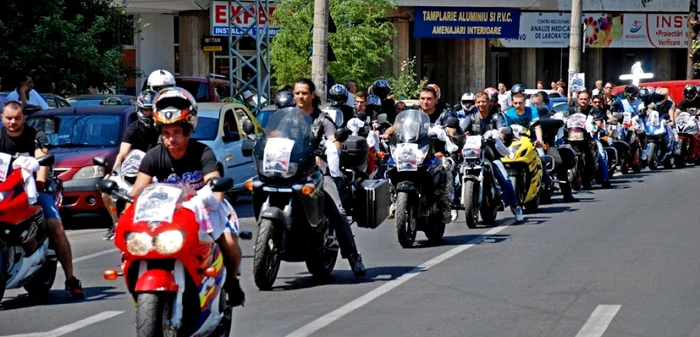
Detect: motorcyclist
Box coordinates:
(637, 88, 675, 164)
(459, 91, 524, 222)
(456, 92, 476, 118)
(371, 80, 396, 122)
(293, 78, 367, 277)
(365, 95, 382, 121)
(426, 84, 450, 114)
(653, 88, 676, 122)
(101, 90, 160, 240)
(485, 87, 501, 112)
(676, 84, 700, 116)
(129, 87, 246, 306)
(328, 84, 355, 127)
(0, 101, 83, 297)
(569, 90, 612, 189)
(613, 84, 643, 115)
(146, 69, 177, 92)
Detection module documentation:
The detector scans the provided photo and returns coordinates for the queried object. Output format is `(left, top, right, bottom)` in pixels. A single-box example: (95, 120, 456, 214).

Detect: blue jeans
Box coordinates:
(492, 160, 518, 207)
(595, 140, 610, 183)
(37, 192, 60, 219)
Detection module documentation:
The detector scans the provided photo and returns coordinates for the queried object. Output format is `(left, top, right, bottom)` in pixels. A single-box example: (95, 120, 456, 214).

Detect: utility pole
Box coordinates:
(687, 0, 697, 79)
(568, 0, 582, 90)
(311, 0, 329, 102)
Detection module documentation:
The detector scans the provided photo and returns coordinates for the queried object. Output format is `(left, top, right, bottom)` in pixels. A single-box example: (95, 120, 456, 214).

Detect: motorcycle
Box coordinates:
(459, 135, 502, 228)
(99, 177, 240, 337)
(0, 154, 59, 303)
(240, 108, 340, 290)
(387, 110, 450, 247)
(564, 112, 599, 189)
(643, 110, 674, 170)
(614, 112, 642, 174)
(674, 111, 700, 167)
(551, 112, 584, 192)
(93, 149, 145, 227)
(501, 125, 543, 212)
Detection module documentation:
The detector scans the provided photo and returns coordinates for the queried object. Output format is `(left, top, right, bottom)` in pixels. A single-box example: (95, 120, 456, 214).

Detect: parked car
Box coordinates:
(26, 106, 139, 219)
(0, 92, 71, 109)
(141, 74, 232, 103)
(612, 80, 700, 104)
(196, 103, 263, 191)
(67, 94, 136, 107)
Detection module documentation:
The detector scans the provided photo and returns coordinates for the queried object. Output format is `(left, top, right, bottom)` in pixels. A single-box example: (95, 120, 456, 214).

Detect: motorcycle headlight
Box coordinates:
(125, 232, 153, 256)
(508, 144, 522, 159)
(155, 230, 185, 255)
(654, 128, 665, 135)
(73, 165, 105, 179)
(259, 161, 299, 179)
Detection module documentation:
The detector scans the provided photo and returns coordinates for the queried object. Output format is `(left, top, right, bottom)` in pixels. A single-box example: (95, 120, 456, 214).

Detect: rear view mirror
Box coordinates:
(93, 156, 107, 167)
(242, 119, 255, 135)
(97, 179, 118, 194)
(210, 177, 234, 192)
(37, 154, 55, 167)
(241, 139, 255, 157)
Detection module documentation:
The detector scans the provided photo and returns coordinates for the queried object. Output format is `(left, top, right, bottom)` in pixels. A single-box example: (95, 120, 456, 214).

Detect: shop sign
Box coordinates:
(493, 12, 570, 48)
(413, 7, 520, 39)
(559, 0, 688, 13)
(583, 13, 688, 48)
(211, 1, 279, 37)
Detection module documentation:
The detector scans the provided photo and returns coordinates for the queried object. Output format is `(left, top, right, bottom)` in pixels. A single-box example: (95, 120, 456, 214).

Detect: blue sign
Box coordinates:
(413, 7, 521, 39)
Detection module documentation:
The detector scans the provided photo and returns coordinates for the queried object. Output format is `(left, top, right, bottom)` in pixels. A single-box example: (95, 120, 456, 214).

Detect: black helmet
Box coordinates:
(638, 88, 652, 104)
(536, 90, 550, 105)
(372, 79, 390, 99)
(511, 83, 525, 95)
(275, 90, 295, 109)
(366, 94, 381, 110)
(684, 84, 698, 100)
(136, 90, 157, 127)
(624, 84, 639, 99)
(328, 84, 348, 107)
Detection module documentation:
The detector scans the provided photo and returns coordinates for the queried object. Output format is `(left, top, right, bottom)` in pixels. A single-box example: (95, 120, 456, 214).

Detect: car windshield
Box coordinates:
(28, 114, 123, 148)
(191, 116, 218, 140)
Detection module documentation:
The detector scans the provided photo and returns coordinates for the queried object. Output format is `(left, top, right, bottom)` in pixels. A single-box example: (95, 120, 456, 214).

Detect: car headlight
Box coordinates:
(73, 165, 105, 179)
(155, 230, 185, 255)
(126, 232, 153, 256)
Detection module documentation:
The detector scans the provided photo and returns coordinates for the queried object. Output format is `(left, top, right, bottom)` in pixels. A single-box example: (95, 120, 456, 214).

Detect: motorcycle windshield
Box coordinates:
(253, 107, 314, 178)
(676, 112, 692, 127)
(567, 113, 587, 129)
(133, 184, 189, 223)
(394, 110, 430, 143)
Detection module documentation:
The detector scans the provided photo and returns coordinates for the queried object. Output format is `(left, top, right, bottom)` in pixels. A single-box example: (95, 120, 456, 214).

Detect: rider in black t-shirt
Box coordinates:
(101, 90, 160, 240)
(129, 87, 245, 307)
(676, 85, 700, 116)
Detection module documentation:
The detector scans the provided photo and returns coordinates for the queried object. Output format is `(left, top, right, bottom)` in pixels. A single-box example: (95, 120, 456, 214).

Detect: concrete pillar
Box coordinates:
(391, 18, 410, 77)
(178, 10, 209, 77)
(135, 13, 175, 90)
(467, 39, 486, 93)
(654, 49, 673, 81)
(521, 49, 537, 88)
(586, 48, 603, 90)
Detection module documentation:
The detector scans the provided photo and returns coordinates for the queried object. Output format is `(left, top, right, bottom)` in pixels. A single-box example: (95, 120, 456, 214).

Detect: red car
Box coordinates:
(141, 75, 231, 102)
(27, 106, 138, 220)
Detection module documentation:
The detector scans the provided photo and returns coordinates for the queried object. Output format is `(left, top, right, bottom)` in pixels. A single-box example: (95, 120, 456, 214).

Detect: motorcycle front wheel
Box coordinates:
(462, 180, 479, 229)
(136, 293, 176, 337)
(253, 219, 282, 290)
(395, 192, 417, 248)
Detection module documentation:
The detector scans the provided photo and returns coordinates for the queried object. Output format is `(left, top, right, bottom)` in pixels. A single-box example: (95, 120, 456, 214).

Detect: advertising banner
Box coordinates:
(210, 1, 279, 37)
(583, 13, 688, 48)
(413, 7, 520, 39)
(559, 0, 688, 13)
(493, 12, 570, 48)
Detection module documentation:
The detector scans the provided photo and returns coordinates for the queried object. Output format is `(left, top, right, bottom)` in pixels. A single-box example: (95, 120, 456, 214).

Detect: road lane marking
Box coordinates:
(575, 305, 622, 337)
(0, 311, 124, 337)
(284, 220, 514, 337)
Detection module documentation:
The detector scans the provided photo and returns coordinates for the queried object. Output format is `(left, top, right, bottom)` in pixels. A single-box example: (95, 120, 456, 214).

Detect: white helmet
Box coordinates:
(461, 92, 476, 111)
(147, 69, 176, 92)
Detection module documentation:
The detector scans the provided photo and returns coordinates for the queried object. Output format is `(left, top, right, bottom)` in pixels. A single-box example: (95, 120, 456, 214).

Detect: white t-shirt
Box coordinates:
(498, 92, 512, 110)
(6, 89, 49, 109)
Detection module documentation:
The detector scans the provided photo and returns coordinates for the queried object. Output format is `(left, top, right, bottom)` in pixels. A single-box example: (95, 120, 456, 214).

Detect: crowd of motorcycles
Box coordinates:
(5, 81, 700, 337)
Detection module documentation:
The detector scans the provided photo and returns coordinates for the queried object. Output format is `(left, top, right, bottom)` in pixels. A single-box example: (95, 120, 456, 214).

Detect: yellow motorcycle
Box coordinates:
(501, 125, 544, 212)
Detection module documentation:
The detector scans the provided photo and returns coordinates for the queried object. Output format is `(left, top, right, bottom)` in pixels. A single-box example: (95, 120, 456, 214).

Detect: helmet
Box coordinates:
(684, 84, 698, 100)
(536, 90, 550, 105)
(484, 87, 498, 103)
(624, 84, 639, 99)
(511, 83, 525, 96)
(427, 84, 441, 100)
(655, 87, 669, 102)
(638, 88, 652, 104)
(153, 87, 198, 133)
(328, 84, 349, 107)
(460, 92, 475, 111)
(136, 90, 157, 127)
(366, 94, 381, 112)
(372, 80, 391, 99)
(147, 69, 176, 92)
(275, 90, 295, 109)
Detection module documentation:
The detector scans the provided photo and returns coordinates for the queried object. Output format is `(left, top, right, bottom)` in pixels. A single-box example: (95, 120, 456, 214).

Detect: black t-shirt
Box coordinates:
(122, 121, 159, 152)
(0, 126, 47, 157)
(677, 98, 700, 111)
(380, 99, 396, 123)
(655, 100, 675, 120)
(139, 141, 218, 190)
(569, 105, 605, 122)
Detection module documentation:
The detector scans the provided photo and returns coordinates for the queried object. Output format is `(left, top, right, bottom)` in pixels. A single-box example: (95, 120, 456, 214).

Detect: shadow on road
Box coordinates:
(0, 286, 123, 310)
(270, 265, 424, 291)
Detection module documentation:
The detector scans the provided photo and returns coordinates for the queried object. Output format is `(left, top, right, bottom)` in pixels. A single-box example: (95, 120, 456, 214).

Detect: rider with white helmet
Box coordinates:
(147, 69, 176, 92)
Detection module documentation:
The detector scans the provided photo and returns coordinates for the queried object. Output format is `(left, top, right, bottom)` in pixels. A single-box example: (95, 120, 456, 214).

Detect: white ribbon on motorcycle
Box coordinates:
(181, 185, 239, 239)
(428, 125, 459, 153)
(346, 118, 364, 136)
(12, 156, 40, 205)
(484, 129, 510, 157)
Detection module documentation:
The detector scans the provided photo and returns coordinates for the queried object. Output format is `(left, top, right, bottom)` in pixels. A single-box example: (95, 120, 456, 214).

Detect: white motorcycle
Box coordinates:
(93, 150, 145, 233)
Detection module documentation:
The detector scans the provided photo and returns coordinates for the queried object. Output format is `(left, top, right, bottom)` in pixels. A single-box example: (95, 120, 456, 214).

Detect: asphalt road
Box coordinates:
(2, 166, 700, 337)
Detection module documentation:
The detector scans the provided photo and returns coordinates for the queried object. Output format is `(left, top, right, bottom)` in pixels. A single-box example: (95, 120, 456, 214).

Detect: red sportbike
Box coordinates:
(99, 177, 246, 337)
(0, 154, 58, 303)
(674, 111, 700, 167)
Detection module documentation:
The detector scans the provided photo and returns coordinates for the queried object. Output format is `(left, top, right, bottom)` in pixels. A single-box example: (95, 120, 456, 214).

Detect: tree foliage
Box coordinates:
(390, 56, 428, 99)
(270, 0, 395, 90)
(0, 0, 134, 95)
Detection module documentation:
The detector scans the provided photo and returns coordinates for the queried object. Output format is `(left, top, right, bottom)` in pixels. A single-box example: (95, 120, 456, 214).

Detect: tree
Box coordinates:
(0, 0, 134, 95)
(271, 0, 395, 91)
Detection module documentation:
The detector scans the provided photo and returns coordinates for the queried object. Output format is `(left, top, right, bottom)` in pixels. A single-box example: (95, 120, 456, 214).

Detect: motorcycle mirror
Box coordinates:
(93, 156, 107, 167)
(210, 177, 234, 192)
(96, 179, 118, 194)
(334, 128, 351, 143)
(612, 112, 623, 120)
(37, 154, 55, 167)
(242, 120, 256, 135)
(241, 139, 255, 157)
(445, 117, 460, 129)
(376, 113, 389, 125)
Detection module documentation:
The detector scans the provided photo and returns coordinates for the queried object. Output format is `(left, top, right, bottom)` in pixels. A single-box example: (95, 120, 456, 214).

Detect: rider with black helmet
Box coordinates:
(612, 84, 643, 115)
(372, 79, 397, 122)
(365, 94, 382, 121)
(101, 90, 160, 240)
(275, 90, 295, 109)
(676, 84, 700, 115)
(328, 84, 354, 127)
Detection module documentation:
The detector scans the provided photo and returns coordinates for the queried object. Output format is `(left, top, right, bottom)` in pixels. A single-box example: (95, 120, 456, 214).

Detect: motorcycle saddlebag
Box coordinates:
(353, 179, 391, 229)
(341, 136, 369, 168)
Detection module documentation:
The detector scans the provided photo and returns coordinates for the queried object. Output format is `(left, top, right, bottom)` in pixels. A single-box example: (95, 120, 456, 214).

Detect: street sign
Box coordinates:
(211, 1, 279, 37)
